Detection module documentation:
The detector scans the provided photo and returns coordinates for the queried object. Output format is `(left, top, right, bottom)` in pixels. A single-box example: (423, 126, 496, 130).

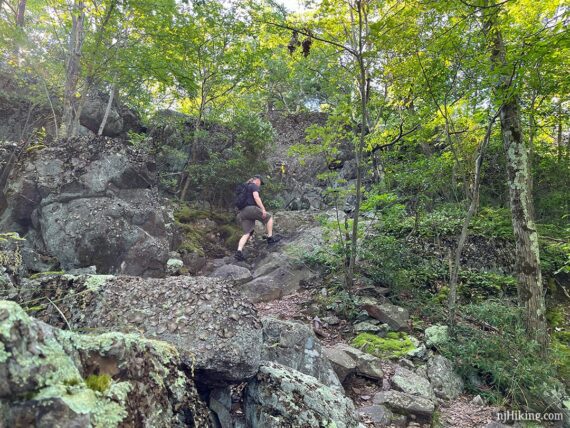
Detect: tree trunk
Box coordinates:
(98, 80, 116, 136)
(61, 0, 86, 138)
(487, 16, 548, 348)
(16, 0, 26, 26)
(346, 0, 369, 288)
(448, 111, 498, 328)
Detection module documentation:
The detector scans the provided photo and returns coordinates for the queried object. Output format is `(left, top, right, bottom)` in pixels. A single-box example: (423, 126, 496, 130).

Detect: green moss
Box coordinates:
(352, 332, 416, 359)
(85, 374, 112, 392)
(175, 222, 205, 256)
(219, 223, 242, 248)
(29, 270, 65, 280)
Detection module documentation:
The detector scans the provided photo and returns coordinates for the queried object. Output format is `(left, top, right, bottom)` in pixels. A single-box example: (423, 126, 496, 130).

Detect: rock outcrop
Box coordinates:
(260, 318, 342, 390)
(0, 300, 210, 427)
(0, 137, 173, 276)
(23, 274, 263, 386)
(244, 361, 360, 428)
(324, 343, 384, 383)
(426, 354, 464, 400)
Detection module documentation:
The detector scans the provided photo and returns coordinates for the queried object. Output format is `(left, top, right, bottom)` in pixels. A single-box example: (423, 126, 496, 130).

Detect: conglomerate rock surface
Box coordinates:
(21, 274, 263, 387)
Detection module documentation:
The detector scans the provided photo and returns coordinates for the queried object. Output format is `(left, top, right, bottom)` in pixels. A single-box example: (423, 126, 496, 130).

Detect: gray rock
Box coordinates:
(209, 387, 232, 428)
(261, 318, 342, 390)
(0, 300, 210, 427)
(324, 346, 357, 383)
(0, 137, 172, 277)
(354, 321, 389, 336)
(471, 395, 485, 406)
(27, 275, 263, 386)
(337, 344, 385, 380)
(67, 265, 97, 275)
(399, 358, 415, 370)
(322, 315, 341, 325)
(166, 258, 184, 276)
(182, 252, 207, 275)
(80, 93, 124, 136)
(373, 390, 435, 419)
(426, 355, 464, 401)
(362, 302, 409, 331)
(392, 366, 436, 401)
(424, 325, 449, 348)
(211, 264, 253, 285)
(241, 263, 316, 303)
(325, 344, 384, 381)
(407, 341, 427, 360)
(244, 361, 360, 428)
(358, 405, 393, 425)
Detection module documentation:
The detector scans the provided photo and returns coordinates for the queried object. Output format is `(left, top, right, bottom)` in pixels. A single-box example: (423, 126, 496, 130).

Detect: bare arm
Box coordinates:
(253, 191, 267, 218)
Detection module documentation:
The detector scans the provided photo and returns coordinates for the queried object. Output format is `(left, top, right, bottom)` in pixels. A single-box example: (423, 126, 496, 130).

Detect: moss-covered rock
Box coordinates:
(0, 300, 210, 427)
(352, 332, 416, 359)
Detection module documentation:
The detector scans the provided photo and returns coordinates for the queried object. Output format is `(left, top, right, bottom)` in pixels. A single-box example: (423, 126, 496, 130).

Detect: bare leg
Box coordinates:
(237, 233, 251, 251)
(266, 217, 273, 237)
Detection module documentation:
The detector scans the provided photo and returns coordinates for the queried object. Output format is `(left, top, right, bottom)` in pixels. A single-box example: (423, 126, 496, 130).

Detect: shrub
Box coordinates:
(437, 300, 563, 411)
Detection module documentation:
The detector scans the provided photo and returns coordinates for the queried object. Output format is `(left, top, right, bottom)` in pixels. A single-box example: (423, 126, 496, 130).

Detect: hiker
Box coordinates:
(235, 174, 279, 261)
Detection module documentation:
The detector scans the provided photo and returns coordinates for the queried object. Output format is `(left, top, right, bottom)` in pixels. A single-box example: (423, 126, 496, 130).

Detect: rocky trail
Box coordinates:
(164, 198, 506, 427)
(0, 138, 564, 428)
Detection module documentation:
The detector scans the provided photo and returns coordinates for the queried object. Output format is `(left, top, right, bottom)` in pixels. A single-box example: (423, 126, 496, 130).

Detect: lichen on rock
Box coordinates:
(0, 300, 210, 427)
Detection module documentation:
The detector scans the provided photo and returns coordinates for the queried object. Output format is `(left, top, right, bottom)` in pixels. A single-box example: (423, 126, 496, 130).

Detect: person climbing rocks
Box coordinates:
(235, 174, 280, 261)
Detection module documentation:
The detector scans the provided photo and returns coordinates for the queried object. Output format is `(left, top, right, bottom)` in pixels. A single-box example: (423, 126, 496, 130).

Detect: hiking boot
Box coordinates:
(267, 235, 281, 245)
(235, 250, 245, 261)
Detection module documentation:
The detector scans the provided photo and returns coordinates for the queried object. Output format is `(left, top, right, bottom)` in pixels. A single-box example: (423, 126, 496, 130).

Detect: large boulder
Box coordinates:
(391, 366, 436, 401)
(362, 302, 409, 331)
(426, 354, 464, 401)
(373, 390, 435, 420)
(244, 361, 360, 428)
(27, 275, 263, 387)
(260, 318, 342, 390)
(210, 264, 253, 285)
(0, 300, 210, 427)
(241, 262, 316, 303)
(0, 137, 173, 276)
(324, 343, 384, 382)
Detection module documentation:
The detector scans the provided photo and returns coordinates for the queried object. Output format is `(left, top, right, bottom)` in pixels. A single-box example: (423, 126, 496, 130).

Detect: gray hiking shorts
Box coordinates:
(238, 205, 272, 234)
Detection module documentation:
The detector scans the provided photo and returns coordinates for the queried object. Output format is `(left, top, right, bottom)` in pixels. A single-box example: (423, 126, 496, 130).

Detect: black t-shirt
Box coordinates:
(246, 182, 260, 207)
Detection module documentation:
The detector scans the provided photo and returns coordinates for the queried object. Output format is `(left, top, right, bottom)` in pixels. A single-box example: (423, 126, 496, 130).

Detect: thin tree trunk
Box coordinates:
(98, 80, 116, 136)
(486, 10, 548, 348)
(346, 0, 368, 288)
(556, 100, 563, 161)
(179, 114, 203, 201)
(16, 0, 26, 27)
(448, 110, 499, 327)
(61, 0, 86, 138)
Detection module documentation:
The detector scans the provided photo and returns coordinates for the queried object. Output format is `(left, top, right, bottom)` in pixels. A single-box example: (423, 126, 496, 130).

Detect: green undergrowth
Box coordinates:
(174, 204, 242, 257)
(352, 332, 416, 359)
(435, 300, 565, 411)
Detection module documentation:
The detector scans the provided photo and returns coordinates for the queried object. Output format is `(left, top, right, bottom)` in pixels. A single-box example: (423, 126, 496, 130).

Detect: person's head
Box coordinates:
(252, 174, 264, 186)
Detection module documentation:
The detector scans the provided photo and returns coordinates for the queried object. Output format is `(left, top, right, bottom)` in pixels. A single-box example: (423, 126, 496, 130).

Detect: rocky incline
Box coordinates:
(1, 136, 567, 427)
